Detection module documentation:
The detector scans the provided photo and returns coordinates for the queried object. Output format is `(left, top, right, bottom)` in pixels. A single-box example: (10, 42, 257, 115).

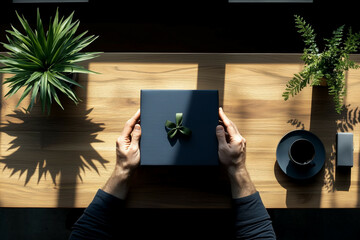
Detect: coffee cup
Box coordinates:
(289, 138, 315, 166)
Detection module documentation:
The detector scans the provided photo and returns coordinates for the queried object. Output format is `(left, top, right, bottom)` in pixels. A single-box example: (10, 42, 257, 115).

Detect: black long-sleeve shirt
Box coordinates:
(69, 190, 275, 239)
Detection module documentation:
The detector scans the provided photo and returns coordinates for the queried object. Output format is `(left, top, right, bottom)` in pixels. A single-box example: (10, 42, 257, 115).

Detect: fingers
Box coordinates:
(121, 109, 141, 139)
(216, 125, 228, 148)
(218, 107, 239, 137)
(130, 124, 142, 148)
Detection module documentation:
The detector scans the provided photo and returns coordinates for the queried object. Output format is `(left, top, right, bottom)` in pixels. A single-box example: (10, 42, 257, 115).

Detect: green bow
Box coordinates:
(165, 113, 192, 139)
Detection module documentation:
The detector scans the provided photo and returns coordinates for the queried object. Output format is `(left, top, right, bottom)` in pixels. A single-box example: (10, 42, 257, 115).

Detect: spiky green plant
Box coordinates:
(283, 15, 360, 114)
(0, 8, 101, 114)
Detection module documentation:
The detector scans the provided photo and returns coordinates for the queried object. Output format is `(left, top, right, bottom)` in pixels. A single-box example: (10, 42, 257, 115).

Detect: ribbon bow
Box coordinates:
(165, 113, 192, 139)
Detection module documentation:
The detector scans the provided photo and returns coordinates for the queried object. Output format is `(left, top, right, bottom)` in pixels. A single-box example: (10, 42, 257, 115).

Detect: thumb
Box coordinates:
(131, 124, 141, 147)
(216, 125, 227, 147)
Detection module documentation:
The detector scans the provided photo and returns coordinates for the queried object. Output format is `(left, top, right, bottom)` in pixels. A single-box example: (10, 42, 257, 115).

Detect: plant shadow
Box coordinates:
(277, 86, 359, 207)
(0, 106, 108, 206)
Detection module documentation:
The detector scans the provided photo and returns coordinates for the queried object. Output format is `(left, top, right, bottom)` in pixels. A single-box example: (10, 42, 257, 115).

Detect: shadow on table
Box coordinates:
(128, 166, 231, 208)
(276, 86, 359, 207)
(0, 106, 108, 207)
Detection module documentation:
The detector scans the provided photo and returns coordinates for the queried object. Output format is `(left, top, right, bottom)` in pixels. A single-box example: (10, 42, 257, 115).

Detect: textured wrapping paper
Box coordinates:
(140, 90, 219, 165)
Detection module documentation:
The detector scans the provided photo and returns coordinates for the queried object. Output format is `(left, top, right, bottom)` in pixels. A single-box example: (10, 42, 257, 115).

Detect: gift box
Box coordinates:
(140, 90, 219, 165)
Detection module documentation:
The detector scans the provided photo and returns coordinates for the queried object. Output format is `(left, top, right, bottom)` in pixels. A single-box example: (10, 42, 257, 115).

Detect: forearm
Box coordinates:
(227, 166, 257, 199)
(234, 192, 276, 239)
(229, 167, 275, 239)
(69, 167, 132, 240)
(102, 166, 132, 200)
(69, 189, 125, 240)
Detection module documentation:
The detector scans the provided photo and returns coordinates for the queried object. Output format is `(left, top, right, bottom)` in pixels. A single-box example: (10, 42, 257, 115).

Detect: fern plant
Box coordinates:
(0, 9, 100, 114)
(283, 15, 360, 114)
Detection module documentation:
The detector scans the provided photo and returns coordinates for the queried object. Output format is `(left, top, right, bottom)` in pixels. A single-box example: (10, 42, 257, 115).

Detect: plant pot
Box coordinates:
(318, 77, 328, 87)
(65, 72, 78, 89)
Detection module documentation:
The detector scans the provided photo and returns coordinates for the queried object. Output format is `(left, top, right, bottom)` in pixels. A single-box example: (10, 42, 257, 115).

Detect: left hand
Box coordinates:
(102, 109, 141, 199)
(116, 109, 141, 174)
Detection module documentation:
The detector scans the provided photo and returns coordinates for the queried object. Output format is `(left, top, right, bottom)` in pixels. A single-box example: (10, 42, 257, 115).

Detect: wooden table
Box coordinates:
(1, 53, 360, 208)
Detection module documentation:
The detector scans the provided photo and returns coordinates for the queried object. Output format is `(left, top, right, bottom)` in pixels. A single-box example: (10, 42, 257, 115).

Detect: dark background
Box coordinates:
(1, 0, 360, 239)
(1, 0, 360, 53)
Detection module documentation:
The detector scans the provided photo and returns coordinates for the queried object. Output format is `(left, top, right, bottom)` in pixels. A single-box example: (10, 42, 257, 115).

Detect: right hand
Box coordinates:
(216, 108, 256, 198)
(216, 107, 247, 173)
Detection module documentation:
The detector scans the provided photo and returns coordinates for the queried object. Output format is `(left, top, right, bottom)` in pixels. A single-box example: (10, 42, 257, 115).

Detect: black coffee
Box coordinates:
(290, 139, 315, 165)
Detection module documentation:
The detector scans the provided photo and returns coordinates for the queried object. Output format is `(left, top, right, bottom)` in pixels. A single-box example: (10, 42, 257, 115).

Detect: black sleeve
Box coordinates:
(69, 189, 125, 240)
(234, 192, 276, 239)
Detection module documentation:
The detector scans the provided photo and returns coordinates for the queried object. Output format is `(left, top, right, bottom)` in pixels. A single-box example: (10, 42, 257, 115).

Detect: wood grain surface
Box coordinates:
(1, 53, 360, 208)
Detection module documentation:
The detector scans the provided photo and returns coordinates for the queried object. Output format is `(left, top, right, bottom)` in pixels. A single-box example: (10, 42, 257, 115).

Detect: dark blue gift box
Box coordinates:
(140, 90, 219, 165)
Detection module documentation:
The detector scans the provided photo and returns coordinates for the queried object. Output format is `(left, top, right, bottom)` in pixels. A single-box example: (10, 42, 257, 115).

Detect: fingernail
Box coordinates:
(219, 107, 223, 111)
(216, 125, 223, 132)
(135, 124, 140, 130)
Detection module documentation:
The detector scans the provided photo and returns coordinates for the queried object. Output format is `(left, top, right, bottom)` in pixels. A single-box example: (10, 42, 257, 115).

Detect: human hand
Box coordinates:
(116, 109, 141, 174)
(102, 109, 141, 199)
(216, 107, 256, 198)
(216, 107, 246, 173)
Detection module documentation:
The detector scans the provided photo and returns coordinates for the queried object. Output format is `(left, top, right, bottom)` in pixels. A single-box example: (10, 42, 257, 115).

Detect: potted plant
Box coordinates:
(0, 8, 100, 114)
(282, 15, 360, 114)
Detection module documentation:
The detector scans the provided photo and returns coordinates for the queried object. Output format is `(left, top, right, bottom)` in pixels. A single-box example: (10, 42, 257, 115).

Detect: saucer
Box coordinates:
(276, 130, 326, 180)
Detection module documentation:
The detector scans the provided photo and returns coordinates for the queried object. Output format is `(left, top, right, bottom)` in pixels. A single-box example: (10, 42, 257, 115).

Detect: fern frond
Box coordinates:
(283, 69, 310, 100)
(325, 25, 344, 51)
(285, 15, 360, 114)
(343, 28, 360, 53)
(294, 15, 318, 59)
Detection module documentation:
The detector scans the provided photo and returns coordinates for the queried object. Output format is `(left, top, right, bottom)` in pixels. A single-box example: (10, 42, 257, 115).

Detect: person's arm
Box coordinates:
(69, 110, 141, 240)
(216, 107, 276, 239)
